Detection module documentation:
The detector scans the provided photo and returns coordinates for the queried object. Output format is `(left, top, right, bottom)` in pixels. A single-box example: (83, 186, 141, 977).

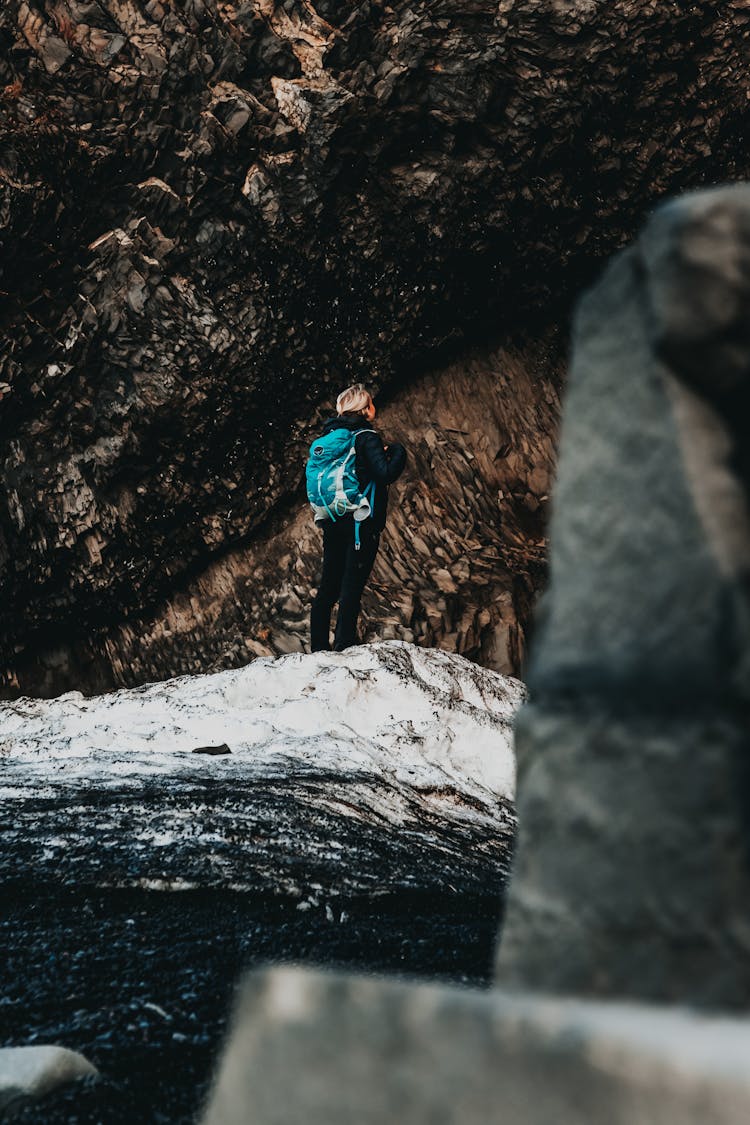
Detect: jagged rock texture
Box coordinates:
(7, 341, 560, 693)
(1, 0, 750, 690)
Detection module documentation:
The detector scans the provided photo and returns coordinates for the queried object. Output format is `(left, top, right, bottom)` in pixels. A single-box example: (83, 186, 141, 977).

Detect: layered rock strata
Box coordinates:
(2, 2, 750, 690)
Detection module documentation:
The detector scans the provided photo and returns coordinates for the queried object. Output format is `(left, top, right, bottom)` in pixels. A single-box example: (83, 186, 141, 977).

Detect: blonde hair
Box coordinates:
(336, 383, 372, 416)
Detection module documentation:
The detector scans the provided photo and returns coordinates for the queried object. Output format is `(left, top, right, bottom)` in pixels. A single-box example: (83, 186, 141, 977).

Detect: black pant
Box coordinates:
(310, 519, 380, 652)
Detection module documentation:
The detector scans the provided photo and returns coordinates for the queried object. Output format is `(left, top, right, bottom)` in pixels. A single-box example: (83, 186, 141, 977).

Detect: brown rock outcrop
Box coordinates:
(1, 1, 749, 691)
(5, 340, 560, 693)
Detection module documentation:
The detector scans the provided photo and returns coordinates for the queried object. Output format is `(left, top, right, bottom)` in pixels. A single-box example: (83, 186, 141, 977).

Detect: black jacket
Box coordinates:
(320, 413, 407, 532)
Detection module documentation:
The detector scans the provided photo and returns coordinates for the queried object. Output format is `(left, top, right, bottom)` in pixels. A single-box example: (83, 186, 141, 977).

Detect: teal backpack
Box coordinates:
(306, 427, 377, 550)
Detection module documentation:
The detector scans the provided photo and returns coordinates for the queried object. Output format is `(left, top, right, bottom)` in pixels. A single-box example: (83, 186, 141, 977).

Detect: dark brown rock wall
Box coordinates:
(1, 0, 749, 689)
(4, 340, 560, 693)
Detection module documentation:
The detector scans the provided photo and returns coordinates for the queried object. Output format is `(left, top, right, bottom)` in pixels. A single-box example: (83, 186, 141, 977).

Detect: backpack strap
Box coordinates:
(353, 480, 377, 551)
(350, 430, 377, 549)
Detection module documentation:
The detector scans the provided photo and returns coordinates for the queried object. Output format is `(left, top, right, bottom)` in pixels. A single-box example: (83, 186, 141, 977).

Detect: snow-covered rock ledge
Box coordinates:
(0, 643, 524, 901)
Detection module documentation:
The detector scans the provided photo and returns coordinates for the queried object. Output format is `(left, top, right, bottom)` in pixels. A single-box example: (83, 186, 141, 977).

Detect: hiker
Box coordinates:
(307, 383, 407, 652)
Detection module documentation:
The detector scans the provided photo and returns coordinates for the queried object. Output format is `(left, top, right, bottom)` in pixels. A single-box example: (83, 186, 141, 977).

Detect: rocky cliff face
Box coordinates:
(2, 1, 750, 693)
(6, 339, 561, 693)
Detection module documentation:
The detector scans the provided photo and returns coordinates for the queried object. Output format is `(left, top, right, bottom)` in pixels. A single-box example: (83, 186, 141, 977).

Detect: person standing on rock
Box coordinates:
(307, 383, 407, 652)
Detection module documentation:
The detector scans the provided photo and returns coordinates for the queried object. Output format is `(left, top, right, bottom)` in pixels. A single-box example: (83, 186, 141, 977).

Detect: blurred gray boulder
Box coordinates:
(498, 184, 750, 1007)
(202, 967, 750, 1125)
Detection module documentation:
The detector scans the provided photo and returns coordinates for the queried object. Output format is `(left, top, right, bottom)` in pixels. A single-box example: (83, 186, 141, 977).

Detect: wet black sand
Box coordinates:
(2, 785, 509, 1124)
(2, 887, 501, 1122)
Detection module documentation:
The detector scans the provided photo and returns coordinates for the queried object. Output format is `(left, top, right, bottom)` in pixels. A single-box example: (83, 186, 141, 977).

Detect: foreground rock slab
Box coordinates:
(0, 642, 521, 900)
(0, 1046, 97, 1119)
(202, 966, 750, 1125)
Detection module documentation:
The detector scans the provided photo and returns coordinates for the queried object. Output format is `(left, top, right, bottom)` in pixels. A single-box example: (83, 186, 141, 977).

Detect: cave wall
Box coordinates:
(3, 339, 561, 694)
(1, 0, 750, 690)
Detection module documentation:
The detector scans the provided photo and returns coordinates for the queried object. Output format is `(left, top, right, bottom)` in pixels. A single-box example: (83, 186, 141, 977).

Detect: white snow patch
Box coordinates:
(0, 642, 524, 811)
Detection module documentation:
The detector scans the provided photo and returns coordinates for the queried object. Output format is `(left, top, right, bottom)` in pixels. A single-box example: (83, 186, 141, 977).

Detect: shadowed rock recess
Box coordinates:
(80, 343, 560, 689)
(3, 2, 750, 693)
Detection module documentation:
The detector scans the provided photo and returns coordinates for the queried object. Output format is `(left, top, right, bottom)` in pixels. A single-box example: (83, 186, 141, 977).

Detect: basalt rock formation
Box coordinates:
(44, 341, 560, 693)
(2, 1, 750, 693)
